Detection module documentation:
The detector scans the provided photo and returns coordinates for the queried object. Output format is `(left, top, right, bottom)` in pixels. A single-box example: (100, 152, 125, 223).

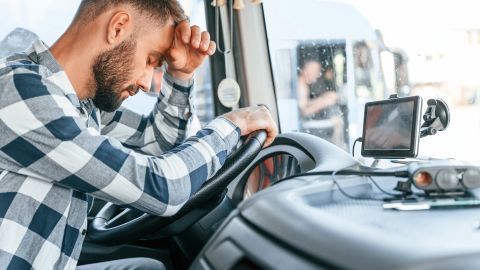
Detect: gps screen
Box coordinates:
(363, 100, 415, 150)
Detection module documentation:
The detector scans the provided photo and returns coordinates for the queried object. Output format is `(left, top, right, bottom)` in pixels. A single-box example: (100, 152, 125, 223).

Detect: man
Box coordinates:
(297, 60, 337, 117)
(297, 60, 344, 148)
(0, 0, 277, 269)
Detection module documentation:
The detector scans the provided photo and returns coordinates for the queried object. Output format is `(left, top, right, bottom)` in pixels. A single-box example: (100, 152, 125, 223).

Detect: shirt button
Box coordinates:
(81, 229, 87, 235)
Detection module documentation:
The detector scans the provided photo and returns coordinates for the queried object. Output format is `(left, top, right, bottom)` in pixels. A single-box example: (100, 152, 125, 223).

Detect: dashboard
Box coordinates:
(228, 132, 360, 204)
(192, 132, 480, 270)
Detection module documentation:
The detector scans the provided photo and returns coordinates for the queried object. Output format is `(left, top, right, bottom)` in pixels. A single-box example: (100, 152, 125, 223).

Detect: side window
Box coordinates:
(180, 0, 215, 127)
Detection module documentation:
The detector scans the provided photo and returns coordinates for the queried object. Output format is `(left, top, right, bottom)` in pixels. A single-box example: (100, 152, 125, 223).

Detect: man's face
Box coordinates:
(303, 61, 322, 85)
(92, 37, 137, 112)
(92, 20, 175, 112)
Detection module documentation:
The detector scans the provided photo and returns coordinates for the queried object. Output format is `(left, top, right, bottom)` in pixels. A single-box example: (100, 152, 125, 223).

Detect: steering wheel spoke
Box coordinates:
(105, 208, 133, 228)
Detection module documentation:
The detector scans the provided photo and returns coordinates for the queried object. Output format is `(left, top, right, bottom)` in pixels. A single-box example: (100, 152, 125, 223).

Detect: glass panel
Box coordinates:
(263, 0, 386, 151)
(180, 0, 215, 127)
(296, 41, 349, 149)
(264, 0, 480, 161)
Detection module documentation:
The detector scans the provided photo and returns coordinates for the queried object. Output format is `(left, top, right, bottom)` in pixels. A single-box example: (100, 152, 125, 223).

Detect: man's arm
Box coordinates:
(0, 72, 239, 216)
(101, 20, 215, 155)
(297, 79, 337, 116)
(100, 72, 195, 155)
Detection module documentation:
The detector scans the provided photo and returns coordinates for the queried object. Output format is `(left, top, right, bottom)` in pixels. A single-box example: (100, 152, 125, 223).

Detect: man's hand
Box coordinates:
(166, 20, 216, 80)
(223, 105, 279, 147)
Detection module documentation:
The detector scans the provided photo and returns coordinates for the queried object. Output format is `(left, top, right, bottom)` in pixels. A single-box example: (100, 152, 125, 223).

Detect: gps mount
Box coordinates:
(387, 94, 450, 139)
(419, 98, 450, 138)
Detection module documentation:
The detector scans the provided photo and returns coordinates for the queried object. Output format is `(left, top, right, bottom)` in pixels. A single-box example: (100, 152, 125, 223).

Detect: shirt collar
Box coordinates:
(28, 40, 82, 109)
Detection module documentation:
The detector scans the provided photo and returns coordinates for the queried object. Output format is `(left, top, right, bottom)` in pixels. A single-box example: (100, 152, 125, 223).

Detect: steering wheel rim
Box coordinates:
(88, 130, 267, 245)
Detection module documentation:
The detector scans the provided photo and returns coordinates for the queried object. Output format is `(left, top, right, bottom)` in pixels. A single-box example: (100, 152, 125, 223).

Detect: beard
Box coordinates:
(92, 37, 137, 112)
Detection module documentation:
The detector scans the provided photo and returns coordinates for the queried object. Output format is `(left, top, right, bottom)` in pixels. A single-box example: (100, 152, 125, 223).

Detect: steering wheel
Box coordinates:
(88, 130, 267, 245)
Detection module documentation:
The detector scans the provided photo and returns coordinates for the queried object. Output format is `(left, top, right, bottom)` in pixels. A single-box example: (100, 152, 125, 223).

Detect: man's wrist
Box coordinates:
(163, 70, 195, 90)
(166, 68, 194, 81)
(206, 117, 241, 154)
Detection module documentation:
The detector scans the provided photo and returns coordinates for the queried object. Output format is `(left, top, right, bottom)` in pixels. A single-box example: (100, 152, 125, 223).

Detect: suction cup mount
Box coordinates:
(420, 98, 450, 138)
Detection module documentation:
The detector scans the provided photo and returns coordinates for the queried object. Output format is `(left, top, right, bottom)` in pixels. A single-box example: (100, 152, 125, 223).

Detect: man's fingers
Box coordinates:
(198, 41, 216, 56)
(190, 26, 201, 48)
(259, 106, 278, 148)
(176, 20, 191, 44)
(264, 127, 277, 148)
(168, 21, 216, 75)
(207, 41, 216, 55)
(223, 106, 278, 148)
(200, 31, 211, 52)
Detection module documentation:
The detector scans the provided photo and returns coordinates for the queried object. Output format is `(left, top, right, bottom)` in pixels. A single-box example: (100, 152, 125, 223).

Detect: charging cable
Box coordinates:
(352, 137, 362, 157)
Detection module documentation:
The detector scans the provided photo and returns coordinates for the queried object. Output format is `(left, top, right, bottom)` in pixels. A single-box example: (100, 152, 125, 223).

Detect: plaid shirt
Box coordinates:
(0, 40, 240, 270)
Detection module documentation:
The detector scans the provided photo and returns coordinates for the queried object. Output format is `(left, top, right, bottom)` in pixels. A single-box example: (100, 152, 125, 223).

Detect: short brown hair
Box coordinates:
(74, 0, 186, 26)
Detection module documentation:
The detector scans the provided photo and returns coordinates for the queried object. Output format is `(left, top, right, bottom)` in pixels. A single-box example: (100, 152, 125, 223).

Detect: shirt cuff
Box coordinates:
(205, 117, 241, 155)
(159, 71, 195, 113)
(164, 71, 194, 93)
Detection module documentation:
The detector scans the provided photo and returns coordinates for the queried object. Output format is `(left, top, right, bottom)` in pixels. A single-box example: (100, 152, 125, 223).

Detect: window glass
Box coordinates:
(296, 41, 349, 149)
(264, 0, 480, 161)
(0, 0, 215, 127)
(179, 0, 215, 127)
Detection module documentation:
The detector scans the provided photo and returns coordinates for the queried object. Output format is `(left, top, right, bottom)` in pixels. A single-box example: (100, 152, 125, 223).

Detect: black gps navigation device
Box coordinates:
(361, 96, 422, 158)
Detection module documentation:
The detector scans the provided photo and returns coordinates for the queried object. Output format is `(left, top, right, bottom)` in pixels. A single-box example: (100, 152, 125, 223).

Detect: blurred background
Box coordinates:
(341, 0, 480, 161)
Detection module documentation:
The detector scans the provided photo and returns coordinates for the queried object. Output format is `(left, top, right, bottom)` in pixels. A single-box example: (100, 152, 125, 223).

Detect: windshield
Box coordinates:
(2, 0, 479, 162)
(264, 0, 480, 162)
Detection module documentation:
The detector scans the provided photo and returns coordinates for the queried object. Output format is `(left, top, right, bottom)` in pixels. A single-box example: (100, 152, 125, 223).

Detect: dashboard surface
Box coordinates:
(192, 133, 480, 270)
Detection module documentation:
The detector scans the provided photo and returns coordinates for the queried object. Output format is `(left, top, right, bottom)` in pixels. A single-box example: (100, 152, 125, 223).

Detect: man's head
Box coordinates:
(300, 60, 322, 85)
(71, 0, 186, 111)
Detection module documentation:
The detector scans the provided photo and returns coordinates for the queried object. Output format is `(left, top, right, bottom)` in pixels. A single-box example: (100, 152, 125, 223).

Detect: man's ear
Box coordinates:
(106, 11, 132, 44)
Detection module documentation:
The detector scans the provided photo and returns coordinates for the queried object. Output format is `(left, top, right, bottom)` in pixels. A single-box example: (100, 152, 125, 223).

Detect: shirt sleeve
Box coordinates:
(100, 72, 196, 156)
(0, 71, 240, 216)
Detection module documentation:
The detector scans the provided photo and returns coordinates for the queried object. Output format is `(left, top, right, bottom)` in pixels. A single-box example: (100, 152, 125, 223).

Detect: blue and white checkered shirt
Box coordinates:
(0, 40, 240, 269)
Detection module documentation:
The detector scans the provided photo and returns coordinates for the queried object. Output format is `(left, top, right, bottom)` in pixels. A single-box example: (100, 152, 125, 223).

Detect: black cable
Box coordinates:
(274, 169, 408, 185)
(331, 170, 385, 201)
(272, 167, 407, 200)
(352, 137, 362, 157)
(367, 176, 402, 197)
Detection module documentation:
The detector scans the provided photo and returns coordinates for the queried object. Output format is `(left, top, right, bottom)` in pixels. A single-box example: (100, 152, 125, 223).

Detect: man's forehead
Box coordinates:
(138, 21, 175, 50)
(134, 13, 174, 33)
